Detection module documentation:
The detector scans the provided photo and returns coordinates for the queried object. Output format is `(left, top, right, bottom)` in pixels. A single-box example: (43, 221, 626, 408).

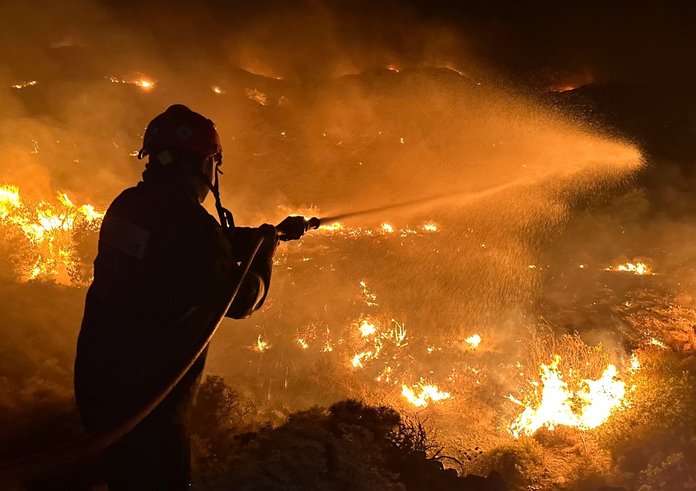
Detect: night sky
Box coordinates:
(3, 0, 695, 89)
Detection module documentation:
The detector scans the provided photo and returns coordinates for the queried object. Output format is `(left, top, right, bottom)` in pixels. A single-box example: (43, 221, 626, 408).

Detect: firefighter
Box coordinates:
(74, 104, 306, 490)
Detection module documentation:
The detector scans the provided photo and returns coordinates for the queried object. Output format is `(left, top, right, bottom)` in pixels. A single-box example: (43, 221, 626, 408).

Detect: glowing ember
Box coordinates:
(388, 320, 408, 347)
(648, 337, 667, 349)
(253, 335, 270, 352)
(0, 184, 104, 283)
(422, 223, 437, 232)
(135, 79, 154, 89)
(376, 365, 393, 383)
(629, 353, 641, 373)
(297, 338, 309, 349)
(508, 355, 627, 438)
(605, 261, 653, 275)
(465, 334, 482, 348)
(359, 281, 378, 306)
(351, 351, 373, 368)
(549, 84, 577, 93)
(107, 75, 156, 90)
(211, 85, 225, 94)
(245, 88, 268, 106)
(11, 80, 37, 89)
(401, 381, 451, 407)
(358, 319, 377, 338)
(381, 223, 394, 234)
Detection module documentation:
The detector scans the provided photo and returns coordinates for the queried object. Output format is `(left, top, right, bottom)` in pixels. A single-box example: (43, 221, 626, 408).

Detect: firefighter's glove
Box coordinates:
(276, 215, 308, 241)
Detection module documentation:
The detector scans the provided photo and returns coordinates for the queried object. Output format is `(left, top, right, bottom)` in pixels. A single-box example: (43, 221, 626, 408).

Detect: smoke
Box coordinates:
(0, 0, 643, 385)
(1, 2, 673, 485)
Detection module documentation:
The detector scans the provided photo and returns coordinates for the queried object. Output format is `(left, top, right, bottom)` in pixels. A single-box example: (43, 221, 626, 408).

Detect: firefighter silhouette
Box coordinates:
(74, 105, 307, 490)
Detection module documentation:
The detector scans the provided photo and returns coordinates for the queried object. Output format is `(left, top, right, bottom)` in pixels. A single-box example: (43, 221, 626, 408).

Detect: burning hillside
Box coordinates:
(3, 2, 696, 489)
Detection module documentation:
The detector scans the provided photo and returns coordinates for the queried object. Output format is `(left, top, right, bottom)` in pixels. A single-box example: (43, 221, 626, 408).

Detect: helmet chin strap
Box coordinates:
(200, 162, 235, 232)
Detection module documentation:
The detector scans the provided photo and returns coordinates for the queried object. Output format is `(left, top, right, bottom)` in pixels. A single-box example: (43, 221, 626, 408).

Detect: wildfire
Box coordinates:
(351, 351, 373, 368)
(401, 381, 451, 408)
(0, 184, 104, 283)
(549, 84, 577, 93)
(465, 334, 482, 349)
(648, 337, 668, 349)
(387, 319, 408, 347)
(107, 75, 156, 90)
(508, 355, 627, 438)
(358, 319, 377, 337)
(11, 80, 38, 89)
(629, 353, 641, 372)
(359, 280, 378, 306)
(245, 88, 268, 106)
(253, 335, 270, 352)
(605, 261, 653, 275)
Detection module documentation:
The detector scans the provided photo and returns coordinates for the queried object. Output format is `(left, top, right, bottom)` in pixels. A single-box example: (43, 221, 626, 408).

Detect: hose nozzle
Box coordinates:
(277, 216, 321, 241)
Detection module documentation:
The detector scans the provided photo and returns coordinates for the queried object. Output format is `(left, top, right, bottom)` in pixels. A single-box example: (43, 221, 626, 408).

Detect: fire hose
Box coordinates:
(0, 233, 272, 484)
(0, 205, 437, 484)
(0, 215, 334, 484)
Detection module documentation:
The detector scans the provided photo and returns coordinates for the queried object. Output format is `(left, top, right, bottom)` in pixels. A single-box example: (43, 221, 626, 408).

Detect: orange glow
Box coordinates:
(0, 184, 104, 283)
(508, 355, 628, 438)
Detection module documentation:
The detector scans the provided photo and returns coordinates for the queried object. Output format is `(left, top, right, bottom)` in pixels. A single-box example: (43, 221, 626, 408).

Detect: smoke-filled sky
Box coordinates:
(2, 0, 695, 88)
(0, 0, 696, 87)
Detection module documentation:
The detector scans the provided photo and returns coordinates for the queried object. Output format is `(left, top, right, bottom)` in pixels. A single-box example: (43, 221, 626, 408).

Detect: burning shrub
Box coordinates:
(0, 184, 103, 285)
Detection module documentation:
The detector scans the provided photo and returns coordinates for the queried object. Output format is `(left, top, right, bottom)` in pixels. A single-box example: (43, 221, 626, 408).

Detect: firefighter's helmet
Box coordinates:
(138, 104, 222, 161)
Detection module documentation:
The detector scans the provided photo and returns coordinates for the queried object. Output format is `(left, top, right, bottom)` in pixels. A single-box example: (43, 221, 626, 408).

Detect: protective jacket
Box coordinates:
(74, 166, 273, 489)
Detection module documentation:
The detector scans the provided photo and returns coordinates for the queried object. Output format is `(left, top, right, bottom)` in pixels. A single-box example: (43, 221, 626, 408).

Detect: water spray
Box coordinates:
(283, 176, 548, 239)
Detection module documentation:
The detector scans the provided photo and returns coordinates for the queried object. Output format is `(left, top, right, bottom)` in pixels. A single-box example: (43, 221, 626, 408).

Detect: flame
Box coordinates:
(648, 337, 667, 349)
(351, 351, 373, 368)
(359, 280, 378, 306)
(245, 88, 268, 106)
(549, 84, 577, 93)
(11, 80, 37, 89)
(211, 85, 225, 94)
(606, 261, 653, 275)
(358, 319, 377, 337)
(387, 319, 408, 347)
(107, 75, 156, 90)
(629, 353, 641, 373)
(381, 223, 394, 234)
(135, 79, 154, 89)
(422, 223, 437, 232)
(508, 355, 627, 438)
(401, 381, 451, 407)
(253, 335, 270, 352)
(465, 334, 482, 349)
(0, 184, 104, 283)
(376, 365, 393, 383)
(297, 338, 309, 349)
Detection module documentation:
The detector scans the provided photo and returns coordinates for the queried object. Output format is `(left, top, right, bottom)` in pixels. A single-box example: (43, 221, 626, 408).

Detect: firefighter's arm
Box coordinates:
(224, 224, 278, 319)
